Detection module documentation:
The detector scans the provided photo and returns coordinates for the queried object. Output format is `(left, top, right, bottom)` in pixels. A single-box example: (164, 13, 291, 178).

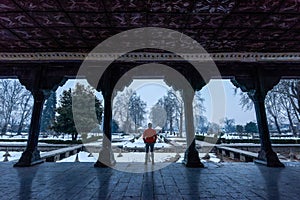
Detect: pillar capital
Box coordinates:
(18, 66, 67, 96)
(231, 68, 281, 99)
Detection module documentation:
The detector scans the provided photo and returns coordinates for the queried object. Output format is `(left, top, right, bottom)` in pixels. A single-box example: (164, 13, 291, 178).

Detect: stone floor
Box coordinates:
(0, 161, 300, 200)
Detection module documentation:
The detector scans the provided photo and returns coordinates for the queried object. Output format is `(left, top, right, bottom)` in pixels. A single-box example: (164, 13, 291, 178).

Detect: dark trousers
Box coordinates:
(145, 143, 154, 153)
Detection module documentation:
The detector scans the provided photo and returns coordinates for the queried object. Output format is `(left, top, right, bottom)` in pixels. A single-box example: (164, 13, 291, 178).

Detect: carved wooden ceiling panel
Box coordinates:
(0, 0, 299, 53)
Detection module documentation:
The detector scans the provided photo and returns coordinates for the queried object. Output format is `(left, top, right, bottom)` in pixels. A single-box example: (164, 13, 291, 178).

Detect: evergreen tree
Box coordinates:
(52, 84, 103, 141)
(52, 89, 75, 139)
(149, 104, 167, 128)
(244, 121, 258, 133)
(236, 125, 244, 133)
(156, 89, 181, 134)
(40, 91, 56, 133)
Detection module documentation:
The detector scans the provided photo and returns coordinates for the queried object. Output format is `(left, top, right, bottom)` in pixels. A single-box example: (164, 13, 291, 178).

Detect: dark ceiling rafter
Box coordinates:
(0, 0, 299, 53)
(210, 0, 242, 51)
(241, 0, 286, 51)
(9, 0, 64, 51)
(54, 0, 91, 50)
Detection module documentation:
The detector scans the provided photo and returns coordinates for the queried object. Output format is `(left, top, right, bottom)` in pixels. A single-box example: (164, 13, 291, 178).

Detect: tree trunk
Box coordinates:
(17, 123, 23, 135)
(169, 115, 173, 134)
(286, 109, 296, 136)
(179, 108, 183, 138)
(134, 116, 137, 134)
(17, 113, 26, 135)
(125, 112, 131, 133)
(294, 109, 300, 123)
(1, 123, 7, 135)
(273, 116, 281, 135)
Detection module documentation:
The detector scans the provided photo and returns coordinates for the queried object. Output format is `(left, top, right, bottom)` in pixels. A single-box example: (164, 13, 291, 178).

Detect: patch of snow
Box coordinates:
(57, 151, 221, 164)
(0, 151, 46, 162)
(0, 151, 22, 162)
(57, 151, 96, 162)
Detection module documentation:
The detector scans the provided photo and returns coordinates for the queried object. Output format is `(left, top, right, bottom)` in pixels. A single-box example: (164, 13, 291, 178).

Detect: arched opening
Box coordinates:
(197, 79, 257, 163)
(89, 62, 218, 171)
(50, 78, 104, 163)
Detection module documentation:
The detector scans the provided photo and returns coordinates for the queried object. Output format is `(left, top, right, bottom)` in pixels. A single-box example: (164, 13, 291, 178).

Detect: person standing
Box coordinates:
(142, 123, 157, 164)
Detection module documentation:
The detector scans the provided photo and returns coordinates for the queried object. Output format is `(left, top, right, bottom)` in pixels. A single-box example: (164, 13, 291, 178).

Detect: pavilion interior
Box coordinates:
(1, 0, 300, 169)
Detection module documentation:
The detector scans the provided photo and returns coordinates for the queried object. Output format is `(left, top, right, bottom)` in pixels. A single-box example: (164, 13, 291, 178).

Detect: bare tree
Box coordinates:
(274, 80, 299, 135)
(222, 117, 236, 133)
(129, 91, 147, 133)
(265, 92, 282, 134)
(113, 88, 134, 133)
(235, 80, 300, 135)
(289, 80, 300, 117)
(279, 94, 296, 135)
(234, 87, 254, 111)
(16, 91, 32, 135)
(156, 89, 181, 135)
(193, 91, 206, 133)
(0, 80, 32, 135)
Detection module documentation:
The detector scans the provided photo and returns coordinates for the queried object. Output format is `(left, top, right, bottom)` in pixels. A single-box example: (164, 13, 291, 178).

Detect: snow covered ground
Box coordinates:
(122, 137, 172, 149)
(56, 151, 220, 163)
(57, 151, 180, 163)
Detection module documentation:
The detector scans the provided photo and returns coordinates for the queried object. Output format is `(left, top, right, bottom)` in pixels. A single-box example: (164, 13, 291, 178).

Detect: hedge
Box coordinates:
(0, 135, 102, 145)
(195, 135, 300, 144)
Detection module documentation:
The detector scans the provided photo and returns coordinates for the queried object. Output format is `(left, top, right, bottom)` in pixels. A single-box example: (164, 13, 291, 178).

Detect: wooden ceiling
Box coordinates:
(0, 0, 299, 53)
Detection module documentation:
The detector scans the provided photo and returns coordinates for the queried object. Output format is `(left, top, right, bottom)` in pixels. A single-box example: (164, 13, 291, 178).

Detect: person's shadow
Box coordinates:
(257, 165, 283, 200)
(185, 167, 201, 199)
(15, 165, 39, 200)
(142, 170, 154, 199)
(94, 168, 113, 199)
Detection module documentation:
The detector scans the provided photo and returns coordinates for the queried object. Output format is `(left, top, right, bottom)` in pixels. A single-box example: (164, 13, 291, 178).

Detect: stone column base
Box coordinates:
(255, 150, 285, 168)
(182, 148, 204, 168)
(14, 149, 44, 167)
(94, 148, 116, 168)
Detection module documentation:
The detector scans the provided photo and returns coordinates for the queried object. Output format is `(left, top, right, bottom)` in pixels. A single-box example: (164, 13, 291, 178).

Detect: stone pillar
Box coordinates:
(251, 90, 284, 167)
(251, 85, 284, 167)
(14, 66, 67, 167)
(94, 90, 116, 167)
(182, 90, 204, 168)
(232, 70, 284, 167)
(14, 91, 47, 167)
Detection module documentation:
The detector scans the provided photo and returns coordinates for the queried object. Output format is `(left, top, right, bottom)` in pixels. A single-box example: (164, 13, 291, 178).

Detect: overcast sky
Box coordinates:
(130, 79, 256, 125)
(57, 79, 256, 125)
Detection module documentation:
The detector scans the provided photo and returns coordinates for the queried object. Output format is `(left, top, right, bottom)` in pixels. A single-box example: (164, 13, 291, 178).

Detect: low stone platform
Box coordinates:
(0, 162, 299, 199)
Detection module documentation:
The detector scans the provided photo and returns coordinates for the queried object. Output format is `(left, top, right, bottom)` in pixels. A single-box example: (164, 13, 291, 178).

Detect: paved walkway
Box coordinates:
(0, 162, 300, 200)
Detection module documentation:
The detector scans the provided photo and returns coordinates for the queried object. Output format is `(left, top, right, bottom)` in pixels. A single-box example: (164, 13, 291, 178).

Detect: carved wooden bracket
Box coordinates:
(18, 66, 67, 98)
(231, 68, 281, 99)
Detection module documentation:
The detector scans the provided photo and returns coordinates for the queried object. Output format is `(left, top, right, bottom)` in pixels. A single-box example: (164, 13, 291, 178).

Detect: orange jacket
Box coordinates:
(143, 128, 157, 143)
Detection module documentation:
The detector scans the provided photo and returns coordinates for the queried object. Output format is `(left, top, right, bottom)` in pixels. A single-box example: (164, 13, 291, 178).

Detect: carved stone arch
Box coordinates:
(94, 61, 205, 168)
(112, 63, 195, 94)
(96, 59, 207, 96)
